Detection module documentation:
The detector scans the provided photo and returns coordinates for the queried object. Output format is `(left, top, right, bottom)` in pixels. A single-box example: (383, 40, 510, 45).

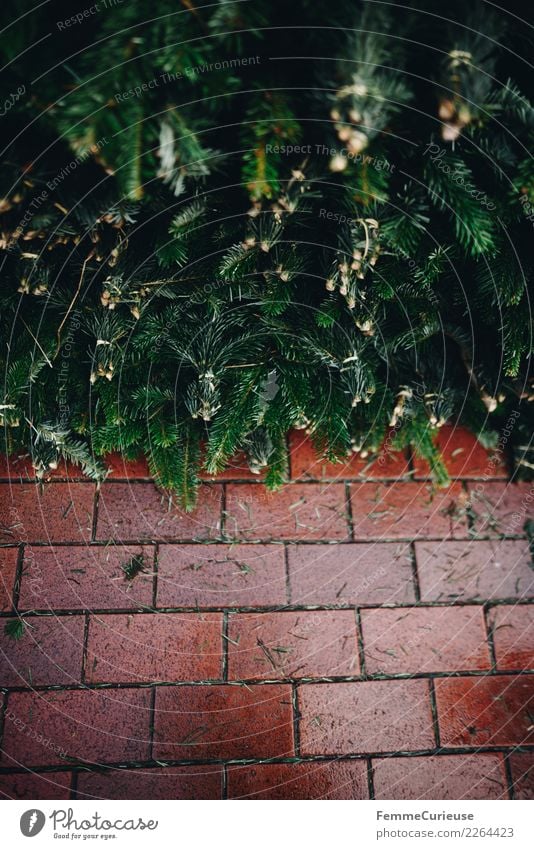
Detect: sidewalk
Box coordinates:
(0, 427, 533, 799)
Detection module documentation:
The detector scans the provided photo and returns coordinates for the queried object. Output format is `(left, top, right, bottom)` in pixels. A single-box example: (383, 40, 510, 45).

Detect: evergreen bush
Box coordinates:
(1, 0, 532, 507)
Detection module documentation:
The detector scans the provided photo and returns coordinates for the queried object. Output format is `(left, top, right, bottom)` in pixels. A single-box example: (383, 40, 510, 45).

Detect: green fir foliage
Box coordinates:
(0, 0, 533, 508)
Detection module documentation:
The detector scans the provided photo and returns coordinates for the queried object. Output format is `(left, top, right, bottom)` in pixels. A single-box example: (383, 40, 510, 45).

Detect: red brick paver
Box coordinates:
(287, 542, 415, 605)
(0, 483, 94, 543)
(298, 680, 435, 754)
(228, 760, 369, 799)
(18, 545, 155, 611)
(509, 752, 534, 799)
(200, 450, 265, 481)
(153, 684, 294, 760)
(85, 613, 223, 683)
(489, 605, 534, 670)
(0, 455, 74, 480)
(227, 610, 359, 679)
(435, 676, 534, 748)
(224, 483, 349, 540)
(412, 426, 508, 480)
(1, 432, 533, 800)
(361, 607, 491, 674)
(104, 454, 151, 479)
(76, 766, 223, 799)
(289, 432, 411, 480)
(372, 753, 507, 799)
(1, 688, 151, 767)
(467, 482, 534, 536)
(0, 771, 72, 799)
(350, 482, 469, 539)
(156, 543, 287, 608)
(415, 540, 533, 602)
(96, 482, 222, 541)
(0, 454, 41, 479)
(0, 615, 85, 686)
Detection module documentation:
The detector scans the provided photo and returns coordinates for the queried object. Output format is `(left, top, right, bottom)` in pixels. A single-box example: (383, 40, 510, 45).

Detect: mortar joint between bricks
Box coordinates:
(354, 608, 368, 679)
(345, 481, 354, 540)
(21, 534, 526, 545)
(91, 484, 100, 542)
(462, 479, 477, 537)
(292, 683, 301, 756)
(11, 543, 24, 612)
(80, 613, 90, 684)
(222, 611, 229, 680)
(283, 544, 291, 605)
(148, 686, 156, 761)
(152, 543, 159, 610)
(1, 746, 534, 776)
(409, 541, 422, 603)
(220, 483, 227, 537)
(483, 603, 498, 670)
(366, 759, 375, 800)
(503, 752, 516, 800)
(5, 601, 534, 618)
(5, 667, 534, 694)
(428, 678, 442, 749)
(69, 770, 78, 800)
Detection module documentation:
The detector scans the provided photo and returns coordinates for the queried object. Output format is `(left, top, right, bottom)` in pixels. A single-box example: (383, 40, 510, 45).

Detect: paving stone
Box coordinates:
(412, 426, 508, 480)
(224, 483, 349, 541)
(361, 606, 491, 674)
(489, 605, 534, 671)
(0, 771, 72, 799)
(467, 482, 534, 536)
(85, 612, 223, 683)
(415, 540, 534, 602)
(227, 611, 359, 679)
(199, 450, 265, 481)
(287, 542, 415, 606)
(350, 482, 469, 540)
(298, 680, 434, 755)
(0, 455, 74, 479)
(96, 483, 222, 541)
(0, 547, 18, 611)
(1, 688, 151, 768)
(0, 454, 37, 478)
(373, 753, 508, 799)
(289, 432, 411, 481)
(0, 483, 94, 543)
(18, 545, 155, 611)
(76, 765, 223, 799)
(0, 615, 85, 686)
(103, 454, 150, 478)
(227, 760, 369, 799)
(153, 684, 294, 760)
(508, 752, 534, 800)
(436, 676, 534, 747)
(156, 543, 287, 608)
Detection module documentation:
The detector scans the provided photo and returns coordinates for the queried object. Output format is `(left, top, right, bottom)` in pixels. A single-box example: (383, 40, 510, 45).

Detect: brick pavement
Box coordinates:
(0, 427, 533, 799)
